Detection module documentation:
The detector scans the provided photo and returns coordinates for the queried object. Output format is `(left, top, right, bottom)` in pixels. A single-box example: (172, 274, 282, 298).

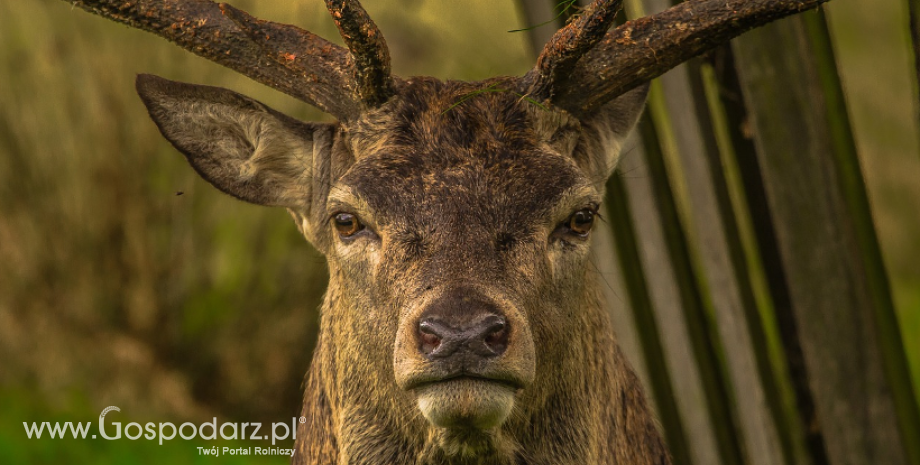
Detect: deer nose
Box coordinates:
(418, 315, 509, 360)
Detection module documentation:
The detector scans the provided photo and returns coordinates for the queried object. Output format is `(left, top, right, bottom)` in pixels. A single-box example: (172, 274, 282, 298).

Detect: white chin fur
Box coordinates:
(416, 378, 515, 430)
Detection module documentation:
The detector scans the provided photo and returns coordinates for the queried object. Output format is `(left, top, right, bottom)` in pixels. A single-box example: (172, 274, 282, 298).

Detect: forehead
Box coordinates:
(339, 78, 589, 225)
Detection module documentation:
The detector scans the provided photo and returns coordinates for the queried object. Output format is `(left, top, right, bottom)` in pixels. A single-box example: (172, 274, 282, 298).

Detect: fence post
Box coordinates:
(910, 0, 920, 123)
(731, 10, 920, 465)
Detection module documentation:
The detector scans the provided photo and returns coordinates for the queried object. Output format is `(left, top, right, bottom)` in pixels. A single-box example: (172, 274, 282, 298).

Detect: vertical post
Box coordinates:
(636, 3, 802, 464)
(731, 10, 920, 465)
(617, 113, 735, 465)
(604, 171, 696, 465)
(708, 46, 827, 465)
(909, 0, 920, 126)
(650, 53, 791, 465)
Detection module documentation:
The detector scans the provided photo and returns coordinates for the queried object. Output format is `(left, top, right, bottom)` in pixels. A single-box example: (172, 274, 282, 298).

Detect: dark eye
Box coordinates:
(333, 212, 364, 238)
(567, 209, 596, 236)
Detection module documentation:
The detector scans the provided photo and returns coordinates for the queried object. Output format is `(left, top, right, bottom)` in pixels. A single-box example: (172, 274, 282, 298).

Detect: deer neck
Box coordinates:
(293, 282, 667, 465)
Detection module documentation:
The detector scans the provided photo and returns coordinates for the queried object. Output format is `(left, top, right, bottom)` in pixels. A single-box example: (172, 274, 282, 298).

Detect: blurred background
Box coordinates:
(0, 0, 916, 463)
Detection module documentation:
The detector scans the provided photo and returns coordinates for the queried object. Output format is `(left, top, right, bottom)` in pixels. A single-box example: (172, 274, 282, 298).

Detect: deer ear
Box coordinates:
(136, 74, 333, 208)
(577, 82, 649, 181)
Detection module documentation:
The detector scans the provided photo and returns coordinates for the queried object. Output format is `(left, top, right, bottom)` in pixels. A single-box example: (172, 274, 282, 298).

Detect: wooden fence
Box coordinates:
(518, 1, 920, 464)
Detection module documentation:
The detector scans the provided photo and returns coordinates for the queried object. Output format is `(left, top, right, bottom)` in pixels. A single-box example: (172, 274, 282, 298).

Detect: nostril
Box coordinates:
(416, 314, 509, 359)
(418, 320, 443, 355)
(482, 316, 509, 355)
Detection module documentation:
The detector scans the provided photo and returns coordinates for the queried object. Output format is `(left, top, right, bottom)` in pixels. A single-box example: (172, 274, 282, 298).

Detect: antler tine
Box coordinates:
(61, 0, 377, 121)
(521, 0, 624, 104)
(549, 0, 834, 116)
(324, 0, 395, 108)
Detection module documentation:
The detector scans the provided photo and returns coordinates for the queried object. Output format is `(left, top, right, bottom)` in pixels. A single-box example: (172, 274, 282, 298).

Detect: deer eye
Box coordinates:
(333, 212, 364, 238)
(566, 208, 596, 236)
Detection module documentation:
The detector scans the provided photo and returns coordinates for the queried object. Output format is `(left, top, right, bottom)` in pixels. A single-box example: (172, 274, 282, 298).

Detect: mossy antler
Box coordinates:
(65, 0, 831, 119)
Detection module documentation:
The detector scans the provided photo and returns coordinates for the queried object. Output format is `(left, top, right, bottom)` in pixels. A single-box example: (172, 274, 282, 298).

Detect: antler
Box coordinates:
(62, 0, 391, 122)
(523, 0, 833, 117)
(324, 0, 395, 108)
(65, 0, 833, 121)
(521, 0, 624, 103)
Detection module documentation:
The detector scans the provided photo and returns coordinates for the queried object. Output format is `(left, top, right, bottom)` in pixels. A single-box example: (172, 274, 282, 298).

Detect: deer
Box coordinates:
(62, 0, 831, 463)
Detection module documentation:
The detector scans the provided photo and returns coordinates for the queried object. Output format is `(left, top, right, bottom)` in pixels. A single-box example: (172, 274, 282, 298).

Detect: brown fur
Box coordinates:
(136, 74, 669, 465)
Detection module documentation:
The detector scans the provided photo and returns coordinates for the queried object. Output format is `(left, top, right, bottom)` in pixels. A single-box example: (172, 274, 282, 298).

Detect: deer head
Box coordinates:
(135, 57, 650, 465)
(65, 0, 832, 462)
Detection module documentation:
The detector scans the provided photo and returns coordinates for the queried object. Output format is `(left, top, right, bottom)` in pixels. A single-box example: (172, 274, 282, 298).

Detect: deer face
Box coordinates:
(137, 74, 646, 452)
(330, 78, 608, 434)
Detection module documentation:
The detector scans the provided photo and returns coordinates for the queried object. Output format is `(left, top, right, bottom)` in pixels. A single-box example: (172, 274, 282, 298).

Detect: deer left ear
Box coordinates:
(136, 74, 334, 209)
(576, 82, 649, 183)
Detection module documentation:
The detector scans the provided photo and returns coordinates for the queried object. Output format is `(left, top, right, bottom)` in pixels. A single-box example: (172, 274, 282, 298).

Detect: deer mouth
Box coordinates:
(404, 372, 525, 392)
(413, 376, 519, 430)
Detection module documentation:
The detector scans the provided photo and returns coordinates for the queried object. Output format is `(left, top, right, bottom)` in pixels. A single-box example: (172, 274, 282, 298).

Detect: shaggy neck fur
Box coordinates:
(293, 278, 670, 465)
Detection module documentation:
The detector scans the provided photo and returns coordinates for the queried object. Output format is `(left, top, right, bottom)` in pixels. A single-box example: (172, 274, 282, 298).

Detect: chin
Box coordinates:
(415, 378, 517, 456)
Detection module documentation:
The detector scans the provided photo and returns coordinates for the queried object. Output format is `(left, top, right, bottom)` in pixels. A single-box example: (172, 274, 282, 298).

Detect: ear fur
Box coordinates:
(136, 74, 334, 208)
(576, 83, 649, 183)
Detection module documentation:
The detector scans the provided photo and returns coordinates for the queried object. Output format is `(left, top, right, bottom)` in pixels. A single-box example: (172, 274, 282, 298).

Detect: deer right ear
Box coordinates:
(136, 74, 333, 209)
(580, 83, 650, 183)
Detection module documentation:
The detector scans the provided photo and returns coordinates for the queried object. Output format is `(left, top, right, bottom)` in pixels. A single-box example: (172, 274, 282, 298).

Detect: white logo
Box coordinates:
(98, 406, 122, 440)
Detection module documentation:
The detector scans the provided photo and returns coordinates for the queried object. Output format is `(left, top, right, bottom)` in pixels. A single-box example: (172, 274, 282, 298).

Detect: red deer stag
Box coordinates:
(62, 0, 831, 463)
